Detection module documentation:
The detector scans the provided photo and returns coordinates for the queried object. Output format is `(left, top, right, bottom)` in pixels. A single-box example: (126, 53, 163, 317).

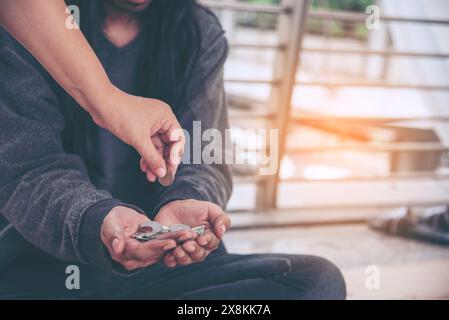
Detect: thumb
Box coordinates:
(102, 220, 126, 256)
(206, 203, 231, 239)
(137, 140, 166, 178)
(166, 139, 184, 176)
(111, 230, 126, 256)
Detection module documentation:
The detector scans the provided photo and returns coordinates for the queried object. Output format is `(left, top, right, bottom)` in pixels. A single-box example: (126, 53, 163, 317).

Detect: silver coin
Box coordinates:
(157, 168, 174, 187)
(169, 224, 191, 232)
(138, 221, 162, 236)
(133, 232, 161, 241)
(133, 233, 150, 241)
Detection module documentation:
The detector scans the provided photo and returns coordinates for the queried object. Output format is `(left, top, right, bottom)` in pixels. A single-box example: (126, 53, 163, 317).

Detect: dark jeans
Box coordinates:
(421, 206, 449, 232)
(0, 245, 346, 300)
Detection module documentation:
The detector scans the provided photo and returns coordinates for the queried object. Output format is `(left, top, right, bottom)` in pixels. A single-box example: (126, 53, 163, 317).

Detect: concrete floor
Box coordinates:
(223, 223, 449, 299)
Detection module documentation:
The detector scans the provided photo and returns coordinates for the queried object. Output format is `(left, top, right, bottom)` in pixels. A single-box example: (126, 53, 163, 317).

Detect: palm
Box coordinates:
(153, 200, 231, 268)
(110, 209, 148, 238)
(101, 206, 198, 271)
(155, 200, 212, 230)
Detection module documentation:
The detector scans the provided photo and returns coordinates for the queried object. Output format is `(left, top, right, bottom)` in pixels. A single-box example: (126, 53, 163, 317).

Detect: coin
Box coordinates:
(134, 223, 206, 242)
(138, 221, 162, 236)
(133, 233, 151, 241)
(169, 224, 191, 232)
(157, 168, 174, 187)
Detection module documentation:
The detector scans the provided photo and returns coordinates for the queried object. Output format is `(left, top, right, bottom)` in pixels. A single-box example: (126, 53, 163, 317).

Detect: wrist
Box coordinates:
(79, 198, 122, 267)
(67, 72, 114, 118)
(89, 84, 125, 130)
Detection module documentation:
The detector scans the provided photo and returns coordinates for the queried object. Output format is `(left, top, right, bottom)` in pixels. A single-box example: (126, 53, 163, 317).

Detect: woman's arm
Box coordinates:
(0, 0, 183, 180)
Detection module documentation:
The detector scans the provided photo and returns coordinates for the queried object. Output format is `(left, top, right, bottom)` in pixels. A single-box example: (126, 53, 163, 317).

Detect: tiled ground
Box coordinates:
(223, 223, 449, 299)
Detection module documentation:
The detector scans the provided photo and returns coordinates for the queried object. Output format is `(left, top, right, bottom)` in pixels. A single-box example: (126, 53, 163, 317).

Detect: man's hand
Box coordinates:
(101, 206, 196, 271)
(155, 199, 231, 268)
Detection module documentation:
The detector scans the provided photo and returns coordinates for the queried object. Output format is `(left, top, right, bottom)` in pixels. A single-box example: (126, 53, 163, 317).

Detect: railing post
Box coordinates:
(255, 0, 310, 209)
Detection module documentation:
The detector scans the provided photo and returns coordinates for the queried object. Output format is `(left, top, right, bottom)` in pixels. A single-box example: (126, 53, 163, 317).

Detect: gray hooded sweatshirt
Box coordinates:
(0, 7, 232, 273)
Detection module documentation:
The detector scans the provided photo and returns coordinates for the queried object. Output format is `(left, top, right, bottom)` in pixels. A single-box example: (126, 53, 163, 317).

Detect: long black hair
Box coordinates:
(77, 0, 201, 114)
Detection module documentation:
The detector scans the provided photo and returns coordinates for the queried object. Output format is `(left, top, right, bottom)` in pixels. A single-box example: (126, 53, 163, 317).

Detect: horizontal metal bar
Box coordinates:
(288, 143, 449, 153)
(291, 113, 449, 123)
(225, 79, 449, 91)
(233, 109, 449, 125)
(231, 109, 449, 123)
(296, 80, 449, 91)
(229, 110, 449, 124)
(302, 48, 449, 59)
(201, 0, 291, 14)
(282, 172, 449, 183)
(230, 43, 286, 50)
(227, 216, 365, 229)
(381, 15, 449, 25)
(308, 10, 449, 25)
(225, 78, 280, 85)
(288, 201, 449, 211)
(233, 172, 449, 184)
(228, 200, 449, 214)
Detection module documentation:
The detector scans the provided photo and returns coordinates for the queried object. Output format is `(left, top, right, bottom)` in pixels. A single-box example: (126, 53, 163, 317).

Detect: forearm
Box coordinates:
(0, 0, 112, 119)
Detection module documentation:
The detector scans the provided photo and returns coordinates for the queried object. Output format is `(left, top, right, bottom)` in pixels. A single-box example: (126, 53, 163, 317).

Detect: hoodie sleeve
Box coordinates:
(0, 28, 134, 272)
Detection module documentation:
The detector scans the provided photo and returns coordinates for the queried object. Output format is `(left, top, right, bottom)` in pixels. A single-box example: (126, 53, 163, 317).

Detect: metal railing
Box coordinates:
(205, 0, 449, 210)
(201, 0, 291, 14)
(302, 47, 449, 59)
(308, 9, 449, 25)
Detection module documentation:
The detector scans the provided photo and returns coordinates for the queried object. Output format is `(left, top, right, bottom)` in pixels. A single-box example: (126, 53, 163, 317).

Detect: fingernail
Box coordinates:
(155, 167, 166, 178)
(221, 225, 226, 235)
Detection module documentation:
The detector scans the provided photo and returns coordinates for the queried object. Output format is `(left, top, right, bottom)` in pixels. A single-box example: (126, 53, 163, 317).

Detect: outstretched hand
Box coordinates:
(155, 199, 231, 267)
(101, 206, 197, 271)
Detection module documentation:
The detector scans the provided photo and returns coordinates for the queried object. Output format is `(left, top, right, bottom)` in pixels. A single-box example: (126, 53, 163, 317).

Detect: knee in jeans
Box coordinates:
(308, 256, 346, 300)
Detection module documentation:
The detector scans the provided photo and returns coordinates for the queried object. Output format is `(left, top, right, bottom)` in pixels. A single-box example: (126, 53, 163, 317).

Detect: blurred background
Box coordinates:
(201, 0, 449, 299)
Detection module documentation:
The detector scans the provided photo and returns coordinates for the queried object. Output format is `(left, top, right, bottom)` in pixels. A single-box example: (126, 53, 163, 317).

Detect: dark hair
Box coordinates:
(77, 0, 201, 114)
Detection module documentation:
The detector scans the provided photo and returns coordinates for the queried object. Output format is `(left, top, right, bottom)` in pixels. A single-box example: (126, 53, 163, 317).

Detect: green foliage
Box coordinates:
(308, 0, 374, 40)
(236, 0, 373, 40)
(311, 0, 374, 11)
(241, 0, 373, 9)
